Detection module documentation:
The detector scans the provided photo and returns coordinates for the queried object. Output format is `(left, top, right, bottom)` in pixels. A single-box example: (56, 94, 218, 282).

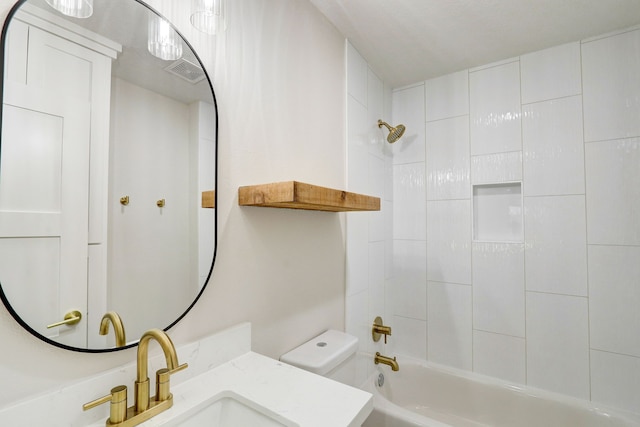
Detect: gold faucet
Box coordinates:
(135, 328, 188, 412)
(83, 329, 188, 427)
(99, 311, 127, 347)
(374, 352, 399, 371)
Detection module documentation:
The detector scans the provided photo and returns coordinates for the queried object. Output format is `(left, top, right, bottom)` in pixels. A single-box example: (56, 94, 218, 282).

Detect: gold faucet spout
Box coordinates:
(135, 329, 186, 413)
(99, 311, 127, 347)
(375, 352, 399, 371)
(137, 329, 179, 382)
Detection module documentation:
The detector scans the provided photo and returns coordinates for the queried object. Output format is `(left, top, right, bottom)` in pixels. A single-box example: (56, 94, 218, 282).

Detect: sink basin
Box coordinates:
(163, 391, 299, 427)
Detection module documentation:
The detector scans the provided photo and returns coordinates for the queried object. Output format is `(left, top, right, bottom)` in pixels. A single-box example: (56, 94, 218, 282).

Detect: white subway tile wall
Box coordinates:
(471, 151, 522, 184)
(588, 245, 640, 357)
(426, 200, 472, 284)
(524, 195, 588, 296)
(426, 115, 470, 200)
(425, 69, 469, 122)
(427, 281, 473, 370)
(473, 330, 526, 384)
(585, 138, 640, 245)
(590, 350, 640, 413)
(472, 242, 525, 337)
(520, 42, 582, 104)
(391, 84, 426, 165)
(368, 155, 385, 242)
(393, 162, 426, 240)
(368, 241, 386, 330)
(388, 239, 427, 320)
(522, 95, 585, 196)
(469, 61, 522, 155)
(346, 27, 640, 415)
(582, 29, 640, 142)
(526, 291, 590, 399)
(346, 41, 367, 106)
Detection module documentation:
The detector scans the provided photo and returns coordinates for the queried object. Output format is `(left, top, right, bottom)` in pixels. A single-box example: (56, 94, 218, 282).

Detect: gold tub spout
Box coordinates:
(375, 352, 399, 371)
(99, 311, 126, 347)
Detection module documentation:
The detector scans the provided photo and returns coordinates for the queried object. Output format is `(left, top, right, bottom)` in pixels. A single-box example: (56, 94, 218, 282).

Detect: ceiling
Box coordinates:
(309, 0, 640, 88)
(27, 0, 212, 104)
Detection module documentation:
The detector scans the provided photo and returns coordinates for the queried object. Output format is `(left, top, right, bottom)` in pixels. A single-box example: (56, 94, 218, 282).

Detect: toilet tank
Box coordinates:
(280, 330, 358, 386)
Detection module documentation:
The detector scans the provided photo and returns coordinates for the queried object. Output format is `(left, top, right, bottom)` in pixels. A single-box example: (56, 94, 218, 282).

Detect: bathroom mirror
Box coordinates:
(0, 0, 217, 352)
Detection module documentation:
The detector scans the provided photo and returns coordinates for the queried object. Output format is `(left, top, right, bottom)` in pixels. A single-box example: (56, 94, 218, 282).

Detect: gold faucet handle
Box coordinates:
(83, 385, 128, 424)
(372, 316, 392, 343)
(155, 363, 188, 402)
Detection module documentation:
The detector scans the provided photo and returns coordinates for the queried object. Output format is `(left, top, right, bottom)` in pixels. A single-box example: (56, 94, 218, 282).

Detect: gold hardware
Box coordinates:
(83, 385, 128, 425)
(120, 196, 130, 206)
(99, 311, 127, 347)
(377, 119, 406, 144)
(374, 352, 399, 371)
(372, 316, 392, 343)
(46, 310, 82, 329)
(156, 199, 165, 207)
(202, 190, 215, 208)
(135, 329, 187, 412)
(156, 364, 188, 402)
(83, 329, 188, 427)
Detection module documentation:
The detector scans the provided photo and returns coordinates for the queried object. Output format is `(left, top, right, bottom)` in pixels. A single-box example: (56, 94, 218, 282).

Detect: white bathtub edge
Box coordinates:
(358, 353, 640, 426)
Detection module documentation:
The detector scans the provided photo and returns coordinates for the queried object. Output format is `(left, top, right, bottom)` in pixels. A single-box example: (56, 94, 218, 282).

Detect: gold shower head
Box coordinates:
(378, 119, 406, 143)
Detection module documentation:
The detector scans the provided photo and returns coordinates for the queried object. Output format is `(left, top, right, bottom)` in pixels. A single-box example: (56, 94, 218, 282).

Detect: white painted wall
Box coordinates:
(108, 77, 195, 340)
(0, 0, 346, 407)
(346, 27, 640, 415)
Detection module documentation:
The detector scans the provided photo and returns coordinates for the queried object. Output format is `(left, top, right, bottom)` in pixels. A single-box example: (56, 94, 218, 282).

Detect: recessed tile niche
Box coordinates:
(473, 183, 523, 242)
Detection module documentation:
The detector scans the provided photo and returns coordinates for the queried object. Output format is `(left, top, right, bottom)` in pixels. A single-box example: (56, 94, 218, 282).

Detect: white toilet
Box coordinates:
(280, 329, 359, 386)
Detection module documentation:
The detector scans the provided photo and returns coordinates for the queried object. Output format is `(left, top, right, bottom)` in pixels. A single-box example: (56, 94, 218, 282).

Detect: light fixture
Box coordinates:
(148, 12, 183, 61)
(190, 0, 225, 35)
(45, 0, 93, 18)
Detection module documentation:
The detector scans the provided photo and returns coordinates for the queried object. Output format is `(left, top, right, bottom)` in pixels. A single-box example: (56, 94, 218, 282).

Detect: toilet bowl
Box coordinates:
(280, 330, 358, 386)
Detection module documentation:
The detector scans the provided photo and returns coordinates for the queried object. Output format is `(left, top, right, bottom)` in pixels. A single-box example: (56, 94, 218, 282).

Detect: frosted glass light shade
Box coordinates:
(147, 13, 183, 61)
(45, 0, 93, 18)
(190, 0, 225, 35)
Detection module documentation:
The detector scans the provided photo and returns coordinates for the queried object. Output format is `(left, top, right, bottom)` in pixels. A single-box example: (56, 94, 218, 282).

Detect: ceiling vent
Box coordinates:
(164, 57, 206, 84)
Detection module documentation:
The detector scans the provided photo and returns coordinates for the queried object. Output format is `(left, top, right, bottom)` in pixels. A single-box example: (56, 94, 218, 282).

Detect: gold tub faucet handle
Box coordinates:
(372, 316, 392, 343)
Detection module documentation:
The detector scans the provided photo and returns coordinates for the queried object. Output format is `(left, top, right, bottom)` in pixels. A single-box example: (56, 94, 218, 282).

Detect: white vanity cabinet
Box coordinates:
(0, 5, 120, 348)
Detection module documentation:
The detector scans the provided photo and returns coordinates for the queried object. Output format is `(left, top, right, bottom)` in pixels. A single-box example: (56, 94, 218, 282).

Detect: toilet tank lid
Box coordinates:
(279, 330, 358, 376)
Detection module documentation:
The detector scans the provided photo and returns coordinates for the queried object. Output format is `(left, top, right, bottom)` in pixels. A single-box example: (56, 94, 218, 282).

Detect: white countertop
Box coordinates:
(0, 324, 372, 427)
(117, 351, 372, 427)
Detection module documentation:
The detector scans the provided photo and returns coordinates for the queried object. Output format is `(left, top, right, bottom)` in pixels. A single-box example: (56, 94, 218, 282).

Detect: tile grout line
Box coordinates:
(579, 40, 593, 402)
(519, 56, 529, 386)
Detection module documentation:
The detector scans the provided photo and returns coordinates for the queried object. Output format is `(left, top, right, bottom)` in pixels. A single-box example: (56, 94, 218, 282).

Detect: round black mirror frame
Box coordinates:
(0, 0, 218, 353)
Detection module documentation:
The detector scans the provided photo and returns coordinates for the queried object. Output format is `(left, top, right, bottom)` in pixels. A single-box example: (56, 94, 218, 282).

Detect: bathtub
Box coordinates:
(360, 355, 640, 427)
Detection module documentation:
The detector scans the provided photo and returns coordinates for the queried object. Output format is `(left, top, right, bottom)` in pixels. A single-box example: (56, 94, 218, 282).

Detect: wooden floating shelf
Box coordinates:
(238, 181, 380, 212)
(202, 190, 215, 208)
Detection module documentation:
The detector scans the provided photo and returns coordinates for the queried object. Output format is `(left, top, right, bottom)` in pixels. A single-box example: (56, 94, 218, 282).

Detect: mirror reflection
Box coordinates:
(0, 0, 217, 351)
